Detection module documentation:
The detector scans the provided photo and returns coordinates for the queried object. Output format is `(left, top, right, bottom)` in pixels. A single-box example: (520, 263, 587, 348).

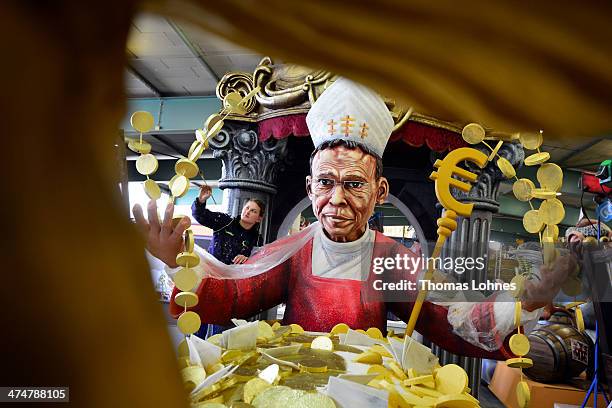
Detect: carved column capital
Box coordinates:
(454, 142, 524, 212)
(209, 122, 289, 195)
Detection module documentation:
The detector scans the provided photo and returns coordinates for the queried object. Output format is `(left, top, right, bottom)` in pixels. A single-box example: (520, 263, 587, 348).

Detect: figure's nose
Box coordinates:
(329, 183, 347, 205)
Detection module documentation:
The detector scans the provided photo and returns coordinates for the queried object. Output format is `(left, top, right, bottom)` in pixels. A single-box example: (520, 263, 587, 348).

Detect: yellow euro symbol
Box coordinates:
(429, 147, 489, 217)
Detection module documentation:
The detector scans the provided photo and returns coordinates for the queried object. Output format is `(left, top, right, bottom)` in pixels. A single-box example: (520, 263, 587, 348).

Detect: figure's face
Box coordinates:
(306, 146, 389, 242)
(240, 201, 263, 225)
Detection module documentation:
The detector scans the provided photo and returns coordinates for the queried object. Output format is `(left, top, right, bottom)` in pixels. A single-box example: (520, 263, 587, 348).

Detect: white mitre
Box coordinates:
(306, 77, 394, 158)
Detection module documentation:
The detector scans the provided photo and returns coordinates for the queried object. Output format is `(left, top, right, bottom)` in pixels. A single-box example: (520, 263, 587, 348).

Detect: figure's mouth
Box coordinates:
(323, 214, 352, 222)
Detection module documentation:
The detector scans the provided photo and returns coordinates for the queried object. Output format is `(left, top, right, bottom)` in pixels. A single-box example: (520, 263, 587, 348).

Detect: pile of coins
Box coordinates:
(177, 321, 480, 407)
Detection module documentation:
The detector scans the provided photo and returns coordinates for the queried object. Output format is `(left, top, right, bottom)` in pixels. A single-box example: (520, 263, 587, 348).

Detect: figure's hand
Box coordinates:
(232, 254, 248, 264)
(133, 200, 191, 268)
(198, 185, 212, 203)
(522, 254, 577, 311)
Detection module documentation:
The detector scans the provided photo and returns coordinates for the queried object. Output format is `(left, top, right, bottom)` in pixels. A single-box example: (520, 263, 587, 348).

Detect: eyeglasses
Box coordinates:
(313, 178, 369, 195)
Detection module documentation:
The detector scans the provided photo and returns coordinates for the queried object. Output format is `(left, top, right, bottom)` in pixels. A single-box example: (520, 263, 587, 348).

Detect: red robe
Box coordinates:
(170, 229, 514, 360)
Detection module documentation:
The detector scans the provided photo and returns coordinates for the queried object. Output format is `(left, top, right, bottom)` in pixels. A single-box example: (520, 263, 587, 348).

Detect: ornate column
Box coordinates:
(209, 121, 289, 244)
(431, 142, 525, 398)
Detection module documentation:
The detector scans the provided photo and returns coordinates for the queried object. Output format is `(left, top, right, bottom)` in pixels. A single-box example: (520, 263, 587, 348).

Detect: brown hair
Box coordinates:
(246, 198, 265, 217)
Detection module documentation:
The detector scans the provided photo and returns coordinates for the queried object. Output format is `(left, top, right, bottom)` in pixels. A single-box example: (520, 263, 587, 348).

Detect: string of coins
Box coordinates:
(128, 111, 162, 200)
(462, 123, 568, 408)
(129, 88, 262, 353)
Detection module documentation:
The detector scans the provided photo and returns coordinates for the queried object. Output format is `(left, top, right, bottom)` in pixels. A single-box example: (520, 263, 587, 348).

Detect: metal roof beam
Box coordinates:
(127, 64, 164, 98)
(166, 18, 221, 83)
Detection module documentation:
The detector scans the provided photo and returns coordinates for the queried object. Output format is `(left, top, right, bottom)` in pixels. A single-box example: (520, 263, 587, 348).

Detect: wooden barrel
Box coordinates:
(524, 323, 593, 383)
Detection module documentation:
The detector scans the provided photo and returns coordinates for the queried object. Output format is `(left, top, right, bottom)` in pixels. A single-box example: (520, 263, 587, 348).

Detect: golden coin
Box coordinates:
(506, 357, 533, 369)
(330, 323, 350, 335)
(461, 123, 486, 145)
(487, 140, 503, 162)
(289, 324, 304, 334)
(366, 327, 384, 340)
(205, 120, 223, 143)
(257, 321, 275, 339)
(130, 111, 155, 133)
(512, 179, 535, 202)
(575, 306, 585, 333)
(510, 275, 526, 299)
(531, 188, 557, 200)
(543, 224, 559, 241)
(243, 378, 272, 404)
(135, 153, 158, 176)
(523, 209, 544, 233)
(180, 365, 206, 392)
(403, 374, 434, 386)
(497, 157, 516, 178)
(299, 358, 328, 373)
(519, 131, 543, 150)
(539, 198, 565, 225)
(524, 151, 550, 166)
(435, 394, 478, 408)
(175, 158, 199, 179)
(184, 229, 195, 253)
(353, 351, 382, 365)
(177, 311, 201, 335)
(195, 128, 206, 143)
(176, 251, 200, 268)
(175, 291, 199, 308)
(189, 142, 206, 162)
(516, 381, 530, 408)
(224, 91, 246, 115)
(435, 364, 468, 395)
(509, 333, 530, 356)
(514, 301, 522, 327)
(172, 215, 188, 228)
(205, 113, 223, 133)
(169, 175, 189, 198)
(143, 179, 161, 200)
(537, 163, 563, 191)
(310, 336, 333, 351)
(128, 139, 152, 154)
(221, 349, 243, 363)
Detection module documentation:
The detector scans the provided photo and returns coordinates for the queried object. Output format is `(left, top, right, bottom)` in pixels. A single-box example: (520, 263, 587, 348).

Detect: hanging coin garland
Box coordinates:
(128, 87, 262, 367)
(128, 111, 161, 200)
(457, 124, 568, 408)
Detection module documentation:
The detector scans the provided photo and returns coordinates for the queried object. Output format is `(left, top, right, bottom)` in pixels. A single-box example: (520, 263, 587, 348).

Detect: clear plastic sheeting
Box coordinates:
(166, 222, 320, 280)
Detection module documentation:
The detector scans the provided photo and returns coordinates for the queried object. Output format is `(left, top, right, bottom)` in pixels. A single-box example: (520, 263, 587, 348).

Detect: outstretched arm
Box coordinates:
(191, 185, 232, 230)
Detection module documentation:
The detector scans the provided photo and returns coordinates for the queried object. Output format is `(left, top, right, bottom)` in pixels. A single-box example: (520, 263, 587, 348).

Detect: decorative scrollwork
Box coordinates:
(215, 72, 257, 114)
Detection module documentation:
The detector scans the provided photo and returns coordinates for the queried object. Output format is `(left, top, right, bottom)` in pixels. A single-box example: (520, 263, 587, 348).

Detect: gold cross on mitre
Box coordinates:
(359, 122, 369, 139)
(341, 115, 355, 137)
(327, 119, 336, 135)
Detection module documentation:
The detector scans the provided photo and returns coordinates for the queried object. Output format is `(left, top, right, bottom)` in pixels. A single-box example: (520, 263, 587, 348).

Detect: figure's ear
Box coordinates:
(376, 177, 390, 204)
(306, 175, 314, 200)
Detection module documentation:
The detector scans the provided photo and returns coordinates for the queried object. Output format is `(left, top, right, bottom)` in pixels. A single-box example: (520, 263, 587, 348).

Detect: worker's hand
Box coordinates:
(198, 185, 212, 203)
(133, 200, 191, 268)
(522, 254, 577, 312)
(232, 254, 248, 264)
